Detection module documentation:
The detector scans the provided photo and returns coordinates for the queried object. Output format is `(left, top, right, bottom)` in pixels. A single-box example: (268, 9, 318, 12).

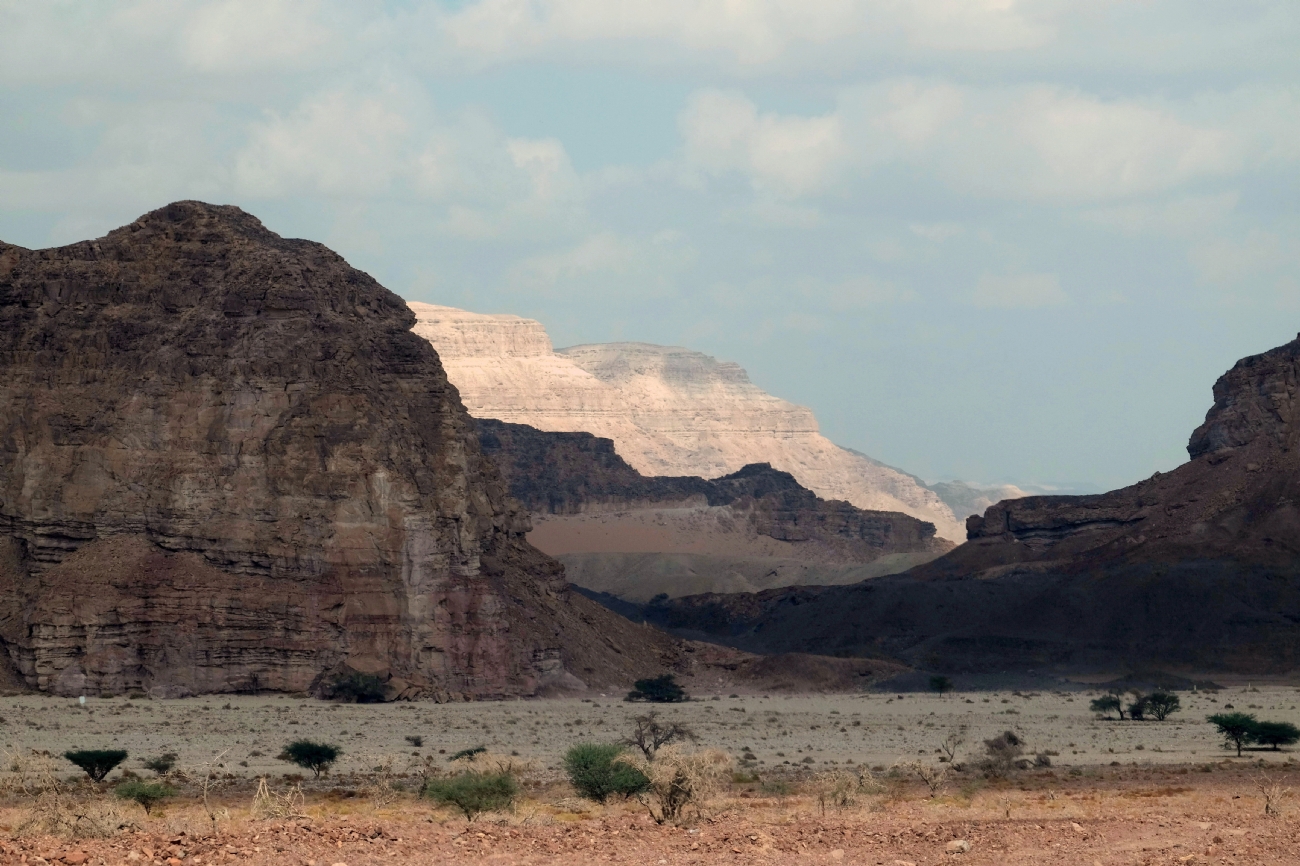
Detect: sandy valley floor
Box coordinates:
(6, 687, 1300, 864)
(4, 686, 1299, 778)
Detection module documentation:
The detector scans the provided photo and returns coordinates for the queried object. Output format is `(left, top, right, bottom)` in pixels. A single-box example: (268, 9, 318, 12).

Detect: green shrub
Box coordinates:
(1145, 692, 1182, 721)
(448, 746, 487, 762)
(1127, 697, 1148, 721)
(1253, 721, 1300, 751)
(423, 772, 517, 819)
(1207, 713, 1258, 756)
(627, 674, 688, 703)
(563, 743, 650, 803)
(277, 740, 342, 778)
(141, 752, 178, 775)
(64, 749, 128, 782)
(1089, 696, 1122, 720)
(330, 672, 386, 703)
(115, 779, 174, 815)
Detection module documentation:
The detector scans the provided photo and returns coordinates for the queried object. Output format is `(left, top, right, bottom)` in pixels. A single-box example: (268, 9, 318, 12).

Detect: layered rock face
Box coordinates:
(477, 420, 950, 600)
(0, 202, 686, 698)
(638, 334, 1300, 674)
(410, 304, 964, 540)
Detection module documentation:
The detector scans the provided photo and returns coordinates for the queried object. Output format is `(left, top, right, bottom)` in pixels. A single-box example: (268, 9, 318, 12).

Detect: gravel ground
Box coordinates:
(4, 687, 1300, 780)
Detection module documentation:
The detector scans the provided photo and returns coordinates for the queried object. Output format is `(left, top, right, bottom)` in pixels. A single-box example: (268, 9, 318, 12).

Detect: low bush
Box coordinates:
(564, 743, 650, 803)
(277, 740, 341, 778)
(977, 731, 1025, 778)
(64, 749, 128, 782)
(423, 772, 517, 820)
(614, 745, 731, 825)
(627, 675, 688, 703)
(114, 779, 173, 815)
(141, 752, 178, 775)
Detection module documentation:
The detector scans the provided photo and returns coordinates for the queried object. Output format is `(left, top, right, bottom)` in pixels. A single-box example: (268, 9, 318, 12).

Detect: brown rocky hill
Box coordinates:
(635, 334, 1300, 674)
(477, 419, 951, 600)
(0, 201, 730, 699)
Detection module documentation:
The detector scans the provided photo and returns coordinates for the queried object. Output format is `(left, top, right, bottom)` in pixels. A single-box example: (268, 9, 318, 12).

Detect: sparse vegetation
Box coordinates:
(621, 711, 697, 759)
(141, 752, 177, 775)
(977, 731, 1026, 778)
(1253, 721, 1300, 751)
(277, 740, 341, 778)
(1090, 696, 1123, 720)
(563, 743, 650, 802)
(930, 675, 953, 696)
(627, 674, 688, 703)
(614, 745, 731, 824)
(405, 735, 424, 748)
(114, 779, 173, 815)
(1208, 713, 1258, 756)
(448, 746, 487, 762)
(423, 772, 517, 820)
(64, 749, 128, 782)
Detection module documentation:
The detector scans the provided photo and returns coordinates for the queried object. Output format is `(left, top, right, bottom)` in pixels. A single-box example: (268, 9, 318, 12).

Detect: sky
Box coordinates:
(2, 1, 1298, 491)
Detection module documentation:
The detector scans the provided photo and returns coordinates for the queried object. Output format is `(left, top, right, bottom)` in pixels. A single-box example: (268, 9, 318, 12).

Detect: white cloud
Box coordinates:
(439, 0, 1055, 68)
(970, 273, 1067, 309)
(235, 88, 411, 197)
(680, 90, 849, 197)
(180, 0, 337, 72)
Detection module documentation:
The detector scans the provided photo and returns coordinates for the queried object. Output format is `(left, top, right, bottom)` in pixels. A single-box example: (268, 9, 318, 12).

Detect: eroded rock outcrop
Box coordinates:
(477, 419, 950, 600)
(409, 304, 964, 540)
(0, 202, 690, 698)
(635, 334, 1300, 674)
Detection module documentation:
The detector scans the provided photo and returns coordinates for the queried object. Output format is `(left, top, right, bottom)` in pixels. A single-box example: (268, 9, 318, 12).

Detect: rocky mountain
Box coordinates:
(0, 201, 720, 699)
(633, 333, 1300, 674)
(410, 304, 965, 540)
(477, 419, 951, 601)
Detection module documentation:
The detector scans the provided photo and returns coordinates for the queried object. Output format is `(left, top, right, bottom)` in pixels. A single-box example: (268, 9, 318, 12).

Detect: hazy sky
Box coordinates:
(2, 2, 1297, 490)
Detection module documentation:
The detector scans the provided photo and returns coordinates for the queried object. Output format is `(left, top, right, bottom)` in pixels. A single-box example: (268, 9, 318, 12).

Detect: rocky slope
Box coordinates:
(477, 419, 950, 600)
(0, 201, 711, 699)
(410, 304, 965, 540)
(635, 333, 1300, 674)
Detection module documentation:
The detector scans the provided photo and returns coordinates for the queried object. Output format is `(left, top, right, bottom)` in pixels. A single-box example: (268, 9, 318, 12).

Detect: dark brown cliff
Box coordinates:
(636, 334, 1300, 674)
(0, 202, 685, 698)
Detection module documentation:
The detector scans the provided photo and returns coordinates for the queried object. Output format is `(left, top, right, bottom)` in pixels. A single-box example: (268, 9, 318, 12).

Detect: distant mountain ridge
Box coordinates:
(477, 419, 951, 602)
(409, 303, 967, 540)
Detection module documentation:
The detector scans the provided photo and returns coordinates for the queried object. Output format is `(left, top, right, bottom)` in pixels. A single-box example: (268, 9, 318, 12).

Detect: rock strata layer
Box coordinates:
(636, 334, 1300, 674)
(0, 201, 692, 698)
(410, 304, 964, 540)
(477, 419, 951, 600)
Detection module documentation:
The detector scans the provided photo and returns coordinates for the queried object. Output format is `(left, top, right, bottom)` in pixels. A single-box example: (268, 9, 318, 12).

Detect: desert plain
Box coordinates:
(6, 685, 1300, 864)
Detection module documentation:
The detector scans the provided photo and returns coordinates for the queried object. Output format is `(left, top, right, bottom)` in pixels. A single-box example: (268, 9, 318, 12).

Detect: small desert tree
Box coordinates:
(423, 772, 517, 820)
(115, 779, 174, 815)
(1127, 696, 1149, 721)
(1254, 721, 1300, 751)
(621, 712, 696, 759)
(929, 675, 953, 696)
(64, 749, 128, 782)
(278, 740, 341, 778)
(627, 674, 688, 703)
(614, 745, 731, 824)
(1208, 713, 1258, 757)
(1090, 696, 1123, 720)
(563, 743, 650, 802)
(978, 731, 1026, 779)
(141, 752, 178, 775)
(1145, 692, 1182, 721)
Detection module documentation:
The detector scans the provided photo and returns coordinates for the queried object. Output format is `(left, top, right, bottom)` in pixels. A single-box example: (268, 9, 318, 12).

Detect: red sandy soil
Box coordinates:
(6, 763, 1300, 865)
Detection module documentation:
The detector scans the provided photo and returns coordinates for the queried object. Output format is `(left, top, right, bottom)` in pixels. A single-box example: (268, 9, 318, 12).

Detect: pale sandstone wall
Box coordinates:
(410, 303, 964, 540)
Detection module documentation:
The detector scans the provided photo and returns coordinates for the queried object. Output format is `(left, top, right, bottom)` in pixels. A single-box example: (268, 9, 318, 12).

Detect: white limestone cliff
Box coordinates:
(409, 302, 965, 540)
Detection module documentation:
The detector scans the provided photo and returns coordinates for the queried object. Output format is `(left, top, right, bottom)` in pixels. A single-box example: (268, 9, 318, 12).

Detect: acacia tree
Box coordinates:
(930, 676, 954, 696)
(1089, 696, 1123, 720)
(621, 712, 696, 760)
(1208, 713, 1258, 756)
(1145, 692, 1182, 721)
(1253, 721, 1300, 751)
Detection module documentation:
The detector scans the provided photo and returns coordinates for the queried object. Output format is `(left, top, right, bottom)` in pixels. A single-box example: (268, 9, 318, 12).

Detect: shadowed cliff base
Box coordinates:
(603, 333, 1300, 677)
